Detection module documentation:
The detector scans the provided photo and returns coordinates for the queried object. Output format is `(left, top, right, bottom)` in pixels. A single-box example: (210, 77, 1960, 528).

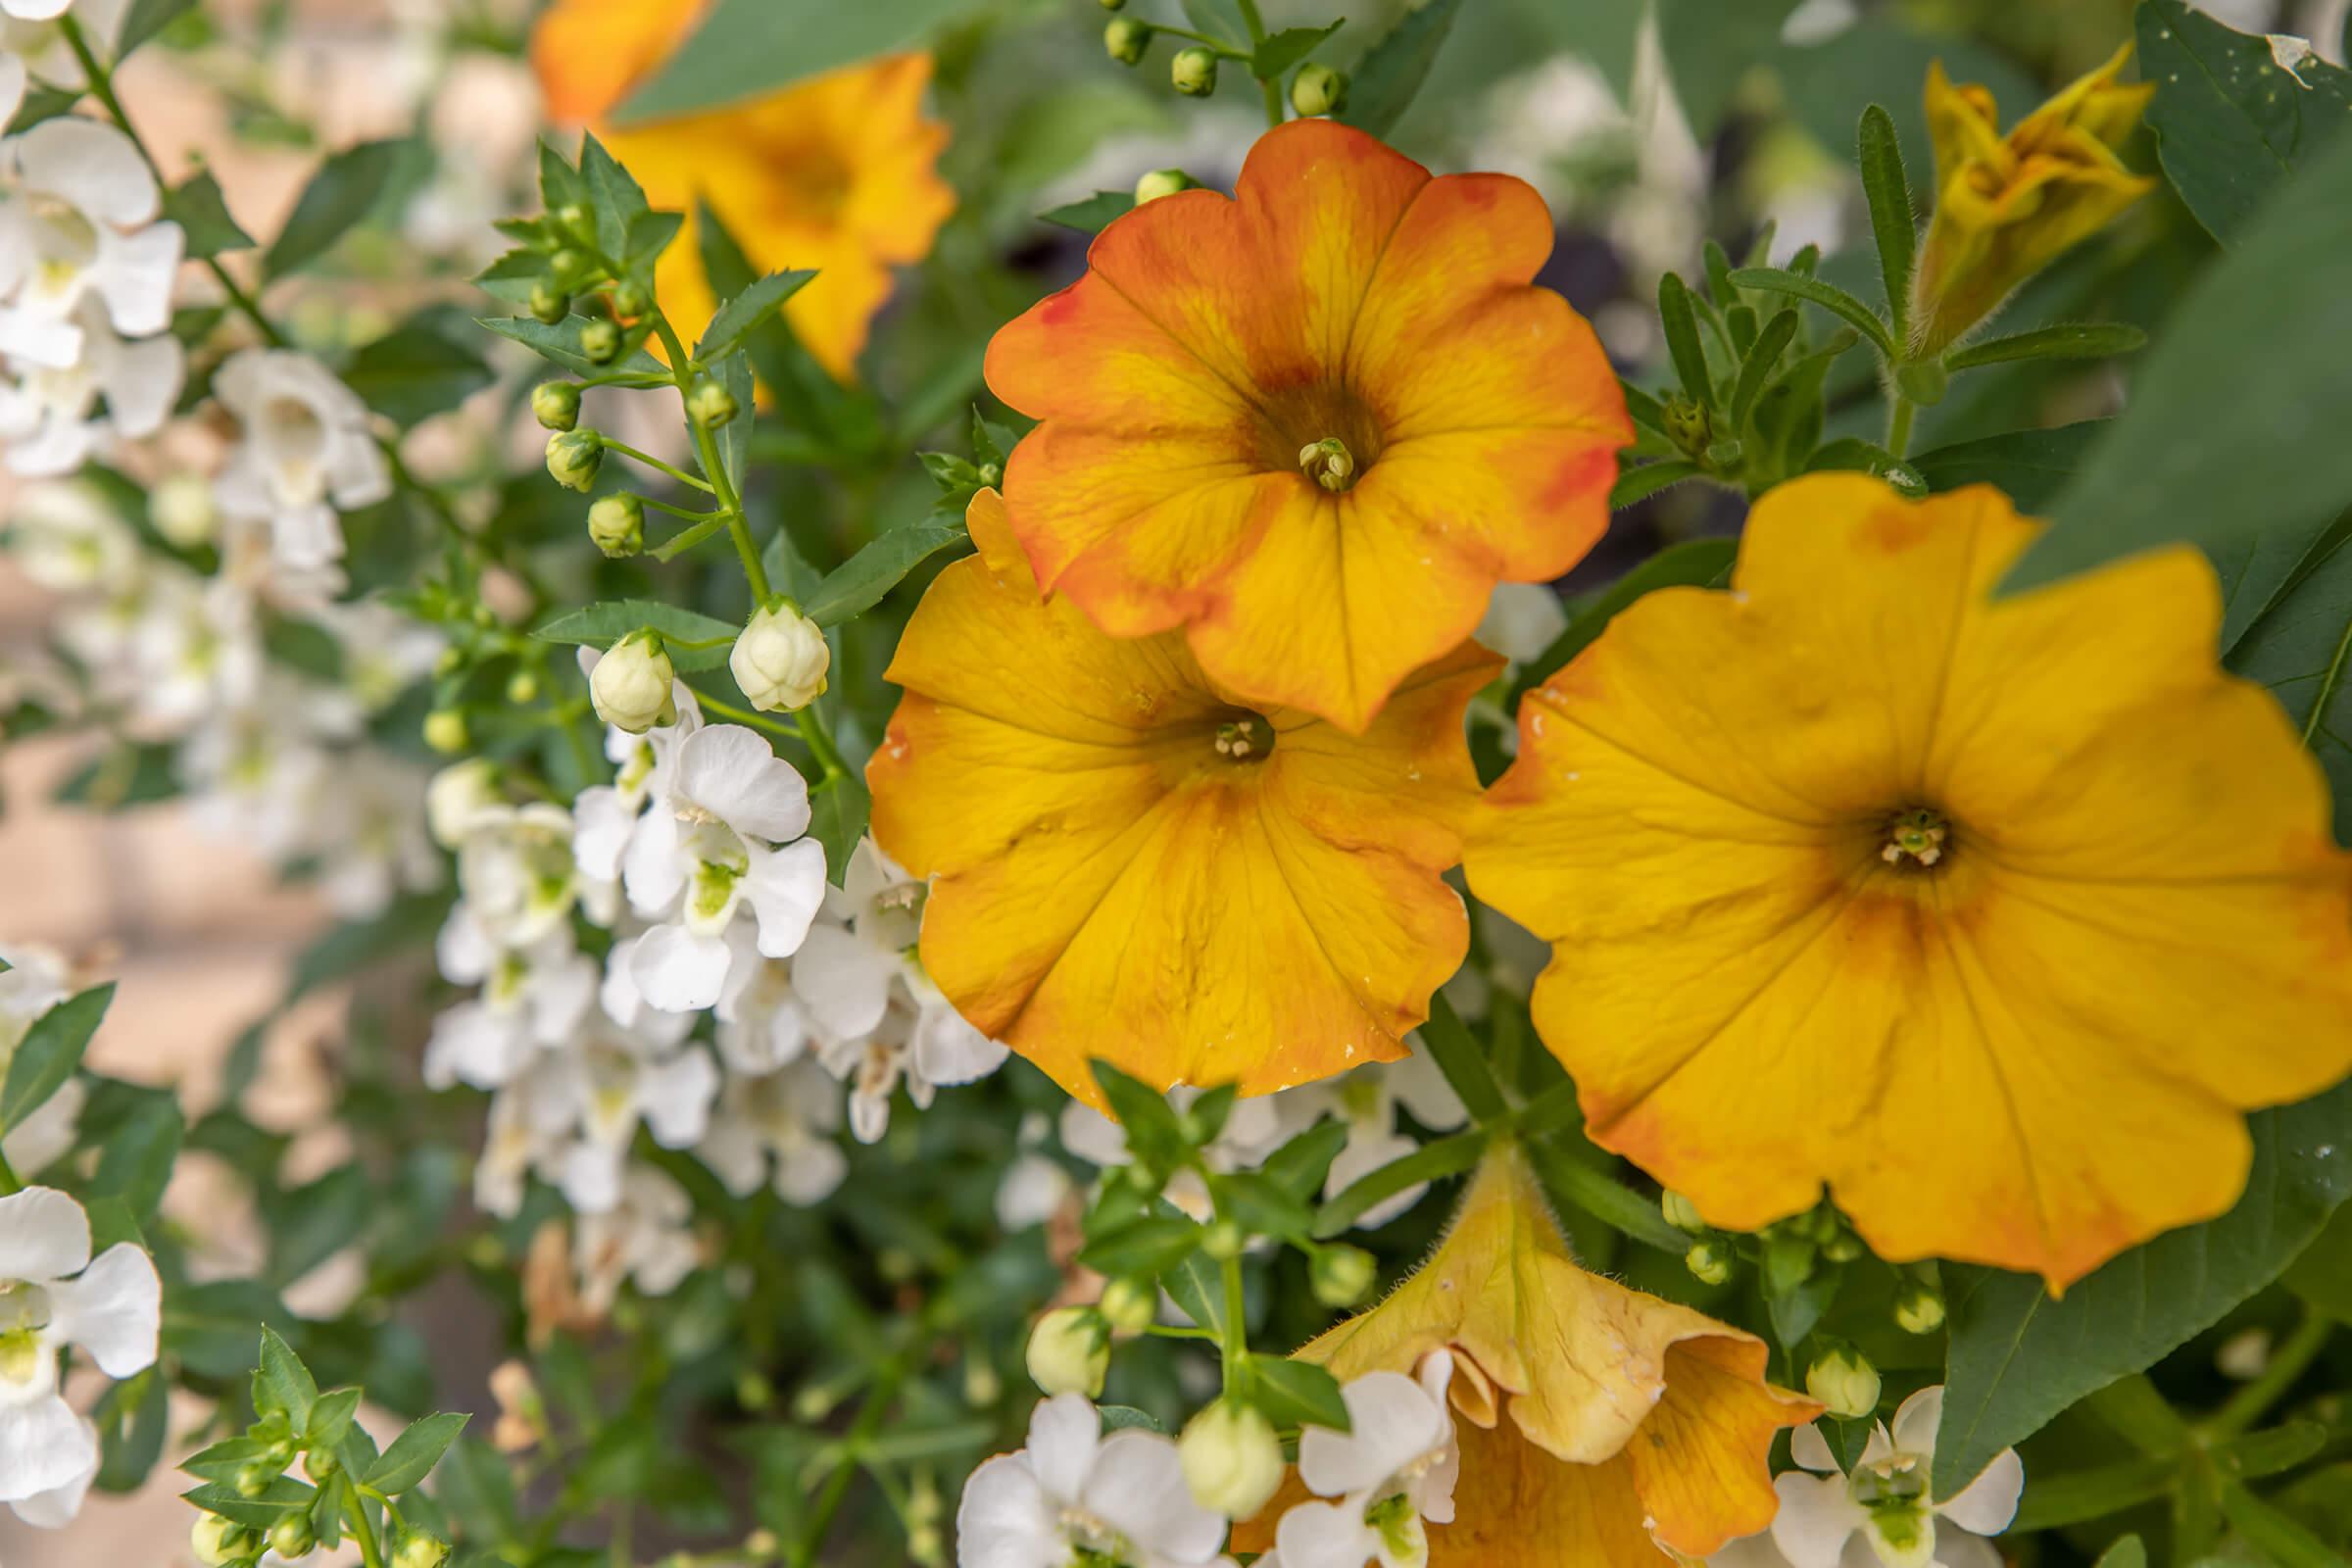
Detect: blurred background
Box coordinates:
(2, 0, 2345, 1560)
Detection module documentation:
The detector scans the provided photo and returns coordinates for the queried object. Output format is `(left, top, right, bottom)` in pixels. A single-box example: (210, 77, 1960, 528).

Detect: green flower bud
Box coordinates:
(1310, 1243, 1377, 1307)
(1685, 1239, 1732, 1286)
(1178, 1400, 1284, 1519)
(612, 278, 651, 318)
(555, 203, 590, 240)
(191, 1514, 244, 1568)
(260, 1438, 296, 1470)
(579, 318, 622, 365)
(1290, 63, 1348, 117)
(589, 630, 677, 734)
(528, 282, 568, 325)
(1894, 1284, 1945, 1335)
(1821, 1230, 1864, 1263)
(303, 1444, 340, 1482)
(393, 1530, 453, 1568)
(1171, 46, 1217, 97)
(1104, 17, 1152, 66)
(1025, 1306, 1109, 1398)
(506, 670, 541, 705)
(1099, 1275, 1159, 1335)
(234, 1458, 276, 1496)
(548, 248, 587, 287)
(531, 380, 582, 432)
(1098, 0, 1126, 8)
(1201, 1219, 1247, 1260)
(422, 709, 469, 755)
(1134, 168, 1200, 205)
(687, 377, 739, 429)
(1660, 1190, 1706, 1234)
(546, 428, 604, 491)
(589, 493, 646, 559)
(1805, 1348, 1881, 1419)
(269, 1513, 317, 1559)
(736, 1369, 775, 1411)
(1662, 394, 1711, 455)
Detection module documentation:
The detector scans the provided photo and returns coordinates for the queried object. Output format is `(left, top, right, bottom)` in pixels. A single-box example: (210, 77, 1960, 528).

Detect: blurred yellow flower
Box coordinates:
(532, 0, 955, 381)
(1236, 1143, 1816, 1565)
(1911, 44, 2155, 357)
(1467, 475, 2352, 1288)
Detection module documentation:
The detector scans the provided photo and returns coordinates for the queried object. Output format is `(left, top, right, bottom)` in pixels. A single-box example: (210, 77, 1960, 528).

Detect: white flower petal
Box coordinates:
(1770, 1470, 1866, 1568)
(913, 1004, 1008, 1089)
(1789, 1422, 1841, 1475)
(93, 326, 182, 435)
(676, 725, 810, 844)
(774, 1137, 847, 1205)
(791, 921, 898, 1038)
(956, 1452, 1060, 1568)
(8, 1417, 97, 1528)
(47, 1241, 159, 1377)
(0, 1187, 89, 1284)
(745, 838, 827, 958)
(1086, 1429, 1224, 1564)
(0, 1395, 95, 1504)
(1299, 1371, 1446, 1498)
(1025, 1393, 1102, 1503)
(1936, 1448, 2023, 1537)
(1275, 1497, 1378, 1568)
(18, 118, 155, 224)
(1890, 1386, 1942, 1463)
(621, 802, 687, 915)
(90, 221, 182, 337)
(630, 924, 733, 1012)
(638, 1050, 718, 1148)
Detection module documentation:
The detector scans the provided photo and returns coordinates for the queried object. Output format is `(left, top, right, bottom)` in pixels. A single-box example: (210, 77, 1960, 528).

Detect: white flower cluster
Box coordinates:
(8, 478, 444, 917)
(427, 670, 1006, 1298)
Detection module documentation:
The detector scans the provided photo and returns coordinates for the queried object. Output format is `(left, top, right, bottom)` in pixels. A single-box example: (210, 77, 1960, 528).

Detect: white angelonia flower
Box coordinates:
(543, 1019, 718, 1214)
(0, 299, 181, 474)
(791, 838, 927, 1040)
(1276, 1350, 1460, 1568)
(712, 922, 814, 1075)
(123, 572, 265, 732)
(572, 1162, 699, 1314)
(0, 1187, 160, 1504)
(424, 912, 597, 1091)
(0, 0, 129, 124)
(472, 1060, 576, 1218)
(1284, 1043, 1468, 1229)
(212, 348, 392, 570)
(620, 724, 826, 1013)
(0, 117, 181, 365)
(314, 599, 442, 712)
(956, 1394, 1233, 1568)
(3, 477, 133, 591)
(0, 946, 82, 1178)
(1770, 1387, 2023, 1568)
(1474, 580, 1569, 666)
(426, 758, 504, 851)
(995, 1111, 1074, 1232)
(456, 803, 582, 949)
(314, 757, 441, 918)
(7, 1412, 96, 1531)
(815, 976, 1006, 1146)
(697, 1056, 848, 1205)
(178, 703, 339, 861)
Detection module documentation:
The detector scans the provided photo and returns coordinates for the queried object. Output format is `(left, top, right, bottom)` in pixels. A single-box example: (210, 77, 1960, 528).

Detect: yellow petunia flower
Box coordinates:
(866, 490, 1497, 1107)
(985, 118, 1630, 735)
(532, 0, 955, 381)
(1234, 1142, 1818, 1566)
(1466, 475, 2352, 1288)
(1910, 44, 2156, 358)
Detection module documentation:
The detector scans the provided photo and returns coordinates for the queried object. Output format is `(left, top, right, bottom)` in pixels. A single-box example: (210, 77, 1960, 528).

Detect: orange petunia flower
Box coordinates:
(866, 490, 1496, 1107)
(531, 0, 955, 380)
(1467, 475, 2352, 1287)
(1234, 1142, 1817, 1566)
(984, 118, 1630, 734)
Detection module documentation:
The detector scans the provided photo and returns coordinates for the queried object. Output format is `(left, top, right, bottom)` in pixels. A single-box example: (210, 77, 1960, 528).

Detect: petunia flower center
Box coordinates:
(1299, 436, 1356, 492)
(1211, 713, 1274, 763)
(1258, 380, 1387, 492)
(1880, 807, 1950, 869)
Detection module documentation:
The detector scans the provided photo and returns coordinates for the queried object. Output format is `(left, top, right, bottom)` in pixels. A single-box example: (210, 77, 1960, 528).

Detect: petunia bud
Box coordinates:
(1805, 1348, 1881, 1419)
(546, 428, 604, 491)
(1311, 1243, 1376, 1307)
(1661, 1190, 1706, 1234)
(612, 278, 651, 319)
(532, 380, 582, 431)
(1103, 17, 1151, 65)
(393, 1531, 452, 1568)
(730, 601, 830, 712)
(1025, 1306, 1109, 1397)
(529, 282, 568, 324)
(589, 493, 645, 559)
(1134, 168, 1200, 204)
(1685, 1240, 1732, 1286)
(1179, 1400, 1285, 1520)
(1171, 46, 1217, 96)
(687, 377, 739, 429)
(269, 1514, 317, 1559)
(150, 471, 218, 549)
(423, 709, 469, 755)
(579, 319, 621, 365)
(591, 632, 676, 734)
(1099, 1275, 1159, 1334)
(1290, 64, 1348, 118)
(1894, 1284, 1945, 1335)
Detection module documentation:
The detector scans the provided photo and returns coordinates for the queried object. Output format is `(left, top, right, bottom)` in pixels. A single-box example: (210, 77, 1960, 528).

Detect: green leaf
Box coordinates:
(162, 172, 253, 260)
(1336, 0, 1462, 137)
(1077, 1213, 1201, 1278)
(2284, 1203, 2352, 1320)
(1, 982, 109, 1132)
(1090, 1061, 1185, 1153)
(577, 133, 650, 264)
(622, 209, 682, 273)
(2227, 516, 2352, 838)
(1097, 1405, 1163, 1434)
(257, 1327, 318, 1430)
(96, 1370, 169, 1492)
(2219, 1482, 2345, 1568)
(2137, 0, 2352, 245)
(617, 0, 972, 122)
(801, 524, 970, 628)
(1507, 538, 1739, 708)
(1943, 323, 2148, 371)
(1731, 309, 1801, 429)
(1935, 1081, 2352, 1497)
(90, 1091, 179, 1220)
(2005, 131, 2352, 592)
(182, 1479, 314, 1529)
(1261, 1117, 1350, 1200)
(1416, 994, 1506, 1125)
(533, 600, 739, 672)
(1609, 460, 1701, 510)
(1312, 1129, 1485, 1238)
(1249, 1357, 1351, 1433)
(1909, 422, 2108, 513)
(1656, 271, 1713, 410)
(477, 314, 665, 380)
(1527, 1142, 1690, 1255)
(2011, 1453, 2177, 1531)
(1160, 1250, 1228, 1337)
(1210, 1171, 1314, 1244)
(1039, 190, 1136, 235)
(694, 270, 816, 365)
(1728, 268, 1896, 360)
(365, 1412, 470, 1494)
(264, 140, 400, 278)
(306, 1386, 362, 1450)
(1855, 105, 1916, 341)
(342, 318, 493, 428)
(2096, 1536, 2149, 1568)
(1253, 23, 1344, 79)
(119, 0, 198, 58)
(1779, 21, 2039, 182)
(808, 772, 870, 888)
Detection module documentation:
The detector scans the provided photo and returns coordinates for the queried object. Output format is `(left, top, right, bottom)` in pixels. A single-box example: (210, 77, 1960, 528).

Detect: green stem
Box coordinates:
(597, 437, 716, 494)
(1230, 0, 1286, 127)
(686, 687, 801, 741)
(790, 1358, 907, 1568)
(2207, 1311, 2333, 1440)
(796, 706, 849, 782)
(2300, 613, 2352, 749)
(639, 496, 723, 523)
(0, 1149, 22, 1197)
(645, 312, 773, 604)
(1218, 1251, 1249, 1396)
(1885, 392, 1917, 461)
(341, 1480, 387, 1568)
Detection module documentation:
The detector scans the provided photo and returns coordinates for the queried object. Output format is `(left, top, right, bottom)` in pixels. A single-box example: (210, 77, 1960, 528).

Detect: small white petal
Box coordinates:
(745, 838, 827, 958)
(1889, 1386, 1943, 1462)
(1276, 1496, 1379, 1568)
(1770, 1470, 1866, 1568)
(1299, 1371, 1446, 1498)
(676, 726, 810, 844)
(0, 1187, 90, 1283)
(47, 1241, 160, 1377)
(630, 925, 733, 1013)
(638, 1050, 718, 1148)
(1789, 1422, 1842, 1475)
(18, 118, 156, 224)
(0, 1396, 95, 1504)
(1025, 1393, 1102, 1504)
(1936, 1447, 2023, 1537)
(1085, 1429, 1224, 1564)
(8, 1417, 97, 1528)
(956, 1452, 1060, 1568)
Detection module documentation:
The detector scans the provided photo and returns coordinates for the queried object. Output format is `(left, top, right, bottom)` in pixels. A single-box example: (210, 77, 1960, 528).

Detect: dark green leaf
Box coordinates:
(577, 133, 650, 263)
(1250, 1357, 1351, 1433)
(1041, 190, 1137, 235)
(1508, 538, 1739, 708)
(694, 270, 815, 365)
(1943, 323, 2148, 371)
(165, 1281, 292, 1380)
(1935, 1082, 2352, 1496)
(1656, 271, 1713, 410)
(2227, 517, 2352, 838)
(1652, 0, 1800, 140)
(258, 1327, 318, 1430)
(1312, 1129, 1485, 1238)
(1098, 1404, 1162, 1434)
(90, 1092, 179, 1220)
(119, 0, 198, 57)
(306, 1387, 362, 1450)
(1526, 1140, 1688, 1254)
(162, 172, 253, 260)
(2006, 132, 2352, 591)
(1416, 994, 1506, 1125)
(2137, 0, 2352, 245)
(808, 772, 870, 888)
(1253, 23, 1344, 79)
(1261, 1117, 1350, 1200)
(1910, 423, 2108, 513)
(2010, 1453, 2176, 1531)
(5, 86, 82, 136)
(802, 524, 970, 627)
(343, 318, 493, 427)
(1731, 309, 1801, 428)
(182, 1479, 314, 1529)
(1076, 1213, 1201, 1277)
(1780, 21, 2040, 182)
(1089, 1061, 1186, 1171)
(2284, 1203, 2352, 1320)
(1210, 1172, 1314, 1243)
(2, 982, 108, 1132)
(1610, 460, 1702, 509)
(623, 208, 682, 272)
(365, 1412, 470, 1494)
(1856, 105, 1916, 340)
(533, 600, 739, 672)
(265, 140, 400, 278)
(1161, 1250, 1228, 1336)
(1336, 0, 1462, 137)
(95, 1371, 168, 1492)
(1729, 268, 1895, 359)
(618, 0, 971, 121)
(2219, 1482, 2344, 1568)
(2095, 1535, 2148, 1568)
(477, 314, 666, 379)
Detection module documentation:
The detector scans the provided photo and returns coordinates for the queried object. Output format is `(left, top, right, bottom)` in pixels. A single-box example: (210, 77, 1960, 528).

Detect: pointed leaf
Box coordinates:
(265, 140, 401, 279)
(1336, 0, 1462, 137)
(2, 982, 109, 1131)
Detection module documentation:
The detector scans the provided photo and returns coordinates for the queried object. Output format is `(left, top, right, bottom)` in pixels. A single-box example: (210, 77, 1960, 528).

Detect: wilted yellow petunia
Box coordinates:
(867, 491, 1496, 1107)
(532, 0, 955, 381)
(1467, 475, 2352, 1288)
(985, 118, 1629, 734)
(1234, 1143, 1817, 1565)
(1910, 44, 2155, 357)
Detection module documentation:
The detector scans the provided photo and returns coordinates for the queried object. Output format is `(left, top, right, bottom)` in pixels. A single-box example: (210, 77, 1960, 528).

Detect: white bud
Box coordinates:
(1178, 1400, 1284, 1520)
(731, 602, 830, 713)
(1805, 1348, 1881, 1419)
(1025, 1306, 1108, 1397)
(151, 472, 218, 549)
(590, 632, 675, 734)
(426, 758, 503, 850)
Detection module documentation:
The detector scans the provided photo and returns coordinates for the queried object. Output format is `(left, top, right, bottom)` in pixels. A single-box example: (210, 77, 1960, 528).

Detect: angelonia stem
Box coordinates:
(797, 708, 849, 782)
(1232, 0, 1287, 128)
(641, 311, 772, 605)
(342, 1482, 387, 1568)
